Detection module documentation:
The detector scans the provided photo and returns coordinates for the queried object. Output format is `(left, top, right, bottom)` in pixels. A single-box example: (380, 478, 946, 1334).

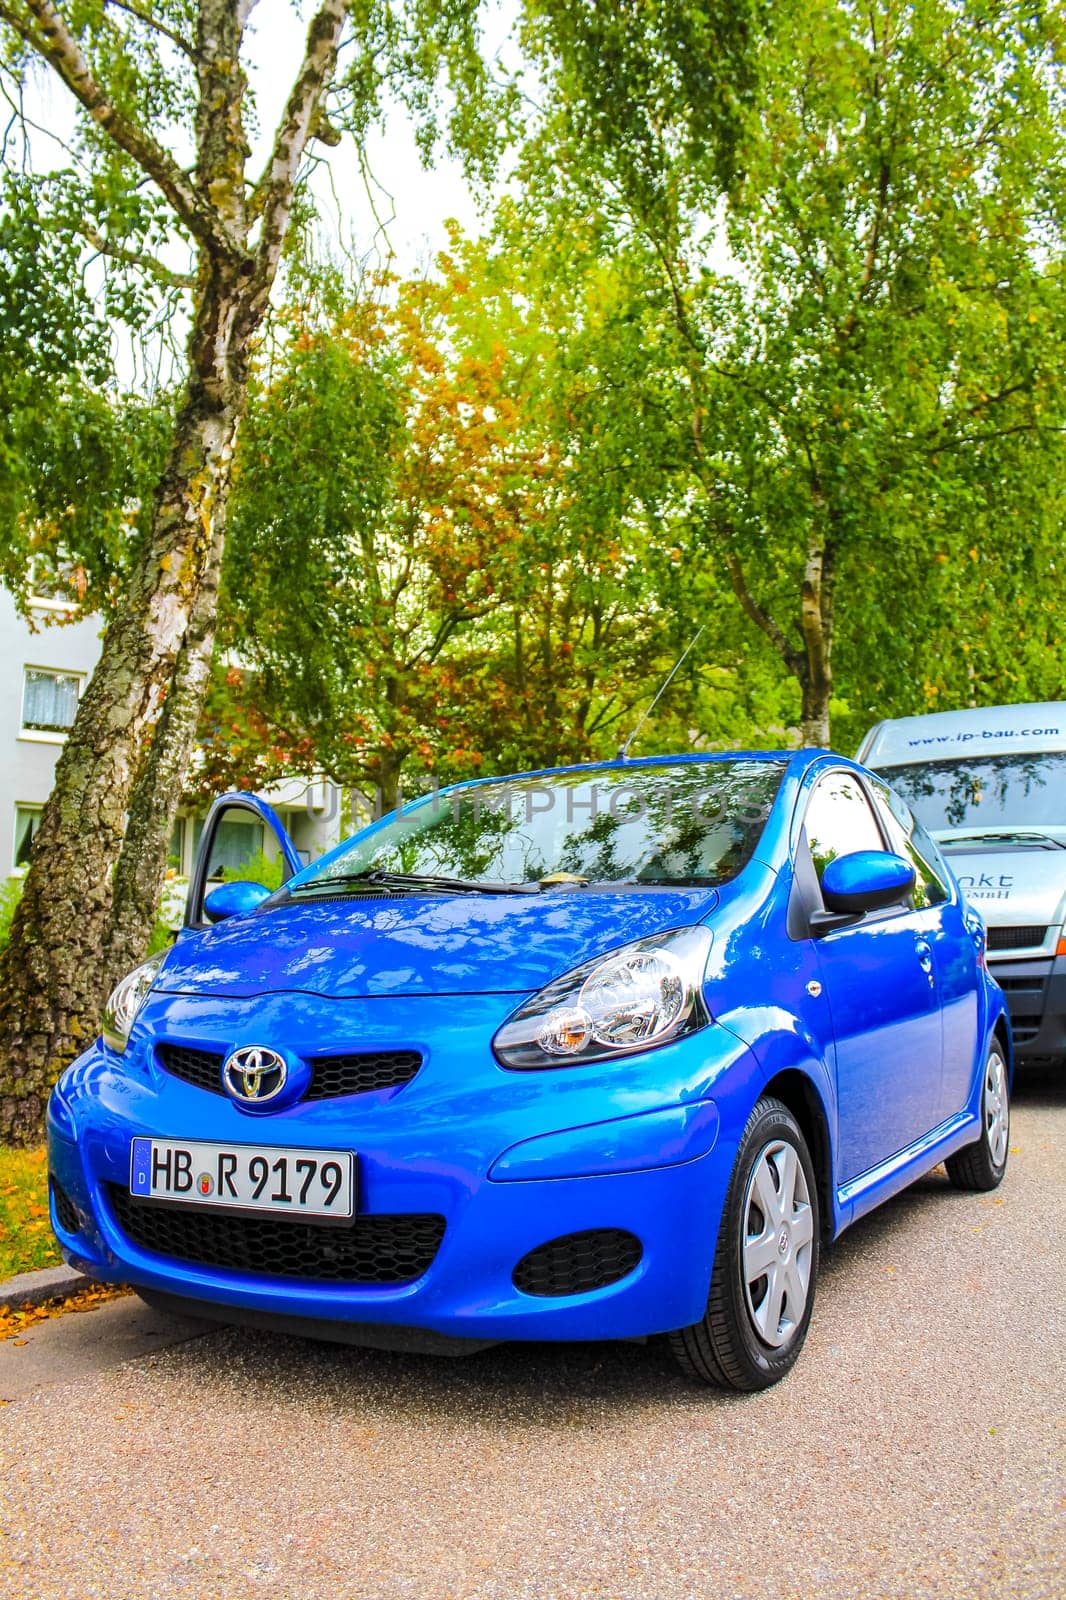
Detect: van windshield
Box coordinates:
(875, 753, 1066, 832)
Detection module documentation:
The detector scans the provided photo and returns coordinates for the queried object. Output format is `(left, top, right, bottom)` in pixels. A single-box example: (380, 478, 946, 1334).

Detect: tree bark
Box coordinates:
(377, 757, 405, 819)
(102, 519, 227, 989)
(698, 493, 836, 748)
(0, 0, 352, 1142)
(797, 535, 834, 747)
(799, 676, 832, 747)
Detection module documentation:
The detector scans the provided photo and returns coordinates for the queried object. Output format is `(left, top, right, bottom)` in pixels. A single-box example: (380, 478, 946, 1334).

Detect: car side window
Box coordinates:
(803, 771, 886, 884)
(868, 780, 950, 909)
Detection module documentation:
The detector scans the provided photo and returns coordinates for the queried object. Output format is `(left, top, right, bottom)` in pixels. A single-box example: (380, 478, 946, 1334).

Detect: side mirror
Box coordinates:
(185, 792, 303, 928)
(203, 881, 273, 924)
(822, 851, 915, 914)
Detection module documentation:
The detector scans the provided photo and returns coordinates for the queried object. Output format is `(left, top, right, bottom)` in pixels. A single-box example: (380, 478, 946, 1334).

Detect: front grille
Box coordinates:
(107, 1184, 444, 1284)
(987, 925, 1047, 952)
(157, 1043, 422, 1102)
(304, 1050, 422, 1100)
(50, 1177, 80, 1235)
(996, 976, 1046, 994)
(513, 1229, 643, 1298)
(158, 1043, 224, 1094)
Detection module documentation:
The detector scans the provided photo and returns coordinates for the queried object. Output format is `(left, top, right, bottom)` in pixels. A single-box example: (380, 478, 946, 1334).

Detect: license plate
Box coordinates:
(130, 1138, 355, 1219)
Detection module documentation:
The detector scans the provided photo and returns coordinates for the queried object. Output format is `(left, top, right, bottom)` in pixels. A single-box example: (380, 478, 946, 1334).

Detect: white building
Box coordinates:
(1, 586, 341, 888)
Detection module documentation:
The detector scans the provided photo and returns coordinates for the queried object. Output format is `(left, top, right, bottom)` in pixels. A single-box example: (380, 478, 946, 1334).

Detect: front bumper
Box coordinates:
(47, 991, 749, 1345)
(989, 953, 1066, 1061)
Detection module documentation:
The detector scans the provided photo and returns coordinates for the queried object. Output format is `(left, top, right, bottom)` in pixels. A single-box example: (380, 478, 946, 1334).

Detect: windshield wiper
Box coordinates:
(941, 830, 1066, 852)
(290, 868, 540, 896)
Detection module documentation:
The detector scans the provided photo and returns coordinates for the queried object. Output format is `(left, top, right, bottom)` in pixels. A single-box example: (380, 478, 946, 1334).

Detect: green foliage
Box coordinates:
(4, 0, 1064, 797)
(145, 913, 177, 957)
(223, 848, 286, 892)
(0, 381, 173, 619)
(0, 173, 112, 384)
(0, 0, 513, 623)
(517, 0, 1066, 741)
(0, 163, 177, 615)
(0, 1145, 60, 1279)
(335, 0, 515, 183)
(522, 0, 764, 207)
(0, 877, 23, 954)
(212, 233, 752, 803)
(718, 0, 1066, 737)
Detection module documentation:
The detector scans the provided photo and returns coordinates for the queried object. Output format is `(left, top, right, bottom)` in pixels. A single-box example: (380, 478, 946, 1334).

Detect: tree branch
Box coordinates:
(1, 0, 242, 260)
(927, 421, 1065, 456)
(857, 151, 890, 304)
(722, 544, 802, 672)
(250, 0, 351, 288)
(103, 0, 196, 61)
(72, 219, 195, 288)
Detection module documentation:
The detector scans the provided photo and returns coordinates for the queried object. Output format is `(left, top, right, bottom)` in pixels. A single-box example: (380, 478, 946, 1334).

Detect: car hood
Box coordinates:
(155, 887, 720, 999)
(942, 846, 1066, 930)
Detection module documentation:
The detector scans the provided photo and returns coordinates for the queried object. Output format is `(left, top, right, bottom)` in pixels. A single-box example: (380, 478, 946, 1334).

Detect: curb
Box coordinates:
(0, 1263, 93, 1314)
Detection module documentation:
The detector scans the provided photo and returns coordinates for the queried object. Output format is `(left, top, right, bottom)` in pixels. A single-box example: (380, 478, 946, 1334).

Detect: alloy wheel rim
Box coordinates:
(985, 1049, 1009, 1169)
(741, 1138, 815, 1350)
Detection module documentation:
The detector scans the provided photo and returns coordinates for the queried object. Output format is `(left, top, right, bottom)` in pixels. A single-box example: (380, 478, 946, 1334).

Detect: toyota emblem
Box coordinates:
(223, 1045, 288, 1105)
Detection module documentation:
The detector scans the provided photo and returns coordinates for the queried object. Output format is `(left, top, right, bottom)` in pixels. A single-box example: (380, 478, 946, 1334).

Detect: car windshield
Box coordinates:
(875, 752, 1066, 832)
(291, 761, 786, 892)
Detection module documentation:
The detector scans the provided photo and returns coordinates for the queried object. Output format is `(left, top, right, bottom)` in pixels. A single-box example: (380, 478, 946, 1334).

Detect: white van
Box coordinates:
(857, 702, 1066, 1064)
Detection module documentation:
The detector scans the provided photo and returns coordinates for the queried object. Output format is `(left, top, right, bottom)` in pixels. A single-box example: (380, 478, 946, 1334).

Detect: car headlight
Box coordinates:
(101, 951, 167, 1052)
(493, 926, 713, 1070)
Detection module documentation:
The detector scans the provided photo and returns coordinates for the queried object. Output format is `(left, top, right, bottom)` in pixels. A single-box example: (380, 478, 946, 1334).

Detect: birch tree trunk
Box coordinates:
(0, 0, 352, 1141)
(102, 517, 227, 991)
(797, 537, 834, 747)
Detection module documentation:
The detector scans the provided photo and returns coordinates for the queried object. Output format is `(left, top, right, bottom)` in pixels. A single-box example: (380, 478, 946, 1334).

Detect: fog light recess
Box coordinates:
(512, 1228, 643, 1297)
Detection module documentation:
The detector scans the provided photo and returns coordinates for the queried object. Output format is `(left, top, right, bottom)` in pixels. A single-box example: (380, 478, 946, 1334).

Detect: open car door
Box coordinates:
(184, 792, 303, 930)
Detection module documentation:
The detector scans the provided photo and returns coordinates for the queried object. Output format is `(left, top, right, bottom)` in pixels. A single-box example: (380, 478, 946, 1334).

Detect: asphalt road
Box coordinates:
(1, 1070, 1063, 1600)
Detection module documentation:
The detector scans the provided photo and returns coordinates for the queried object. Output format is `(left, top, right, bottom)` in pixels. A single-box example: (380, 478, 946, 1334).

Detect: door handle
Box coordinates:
(914, 938, 934, 981)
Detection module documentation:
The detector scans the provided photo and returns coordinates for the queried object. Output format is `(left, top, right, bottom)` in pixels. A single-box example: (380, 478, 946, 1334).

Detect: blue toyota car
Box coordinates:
(48, 752, 1010, 1390)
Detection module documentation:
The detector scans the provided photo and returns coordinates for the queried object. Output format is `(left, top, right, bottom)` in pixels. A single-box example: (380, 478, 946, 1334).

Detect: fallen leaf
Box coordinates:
(0, 1284, 128, 1340)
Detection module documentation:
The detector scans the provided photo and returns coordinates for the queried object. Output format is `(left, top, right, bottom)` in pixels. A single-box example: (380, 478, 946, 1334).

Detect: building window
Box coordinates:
(22, 668, 82, 735)
(28, 554, 86, 611)
(14, 805, 42, 869)
(192, 815, 265, 879)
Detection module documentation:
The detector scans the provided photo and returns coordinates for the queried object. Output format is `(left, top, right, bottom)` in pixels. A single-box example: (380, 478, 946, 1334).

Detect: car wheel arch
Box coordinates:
(718, 1021, 841, 1238)
(759, 1068, 835, 1245)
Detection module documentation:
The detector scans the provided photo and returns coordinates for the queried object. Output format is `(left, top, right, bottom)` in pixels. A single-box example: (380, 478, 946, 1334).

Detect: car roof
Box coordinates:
(857, 704, 1066, 767)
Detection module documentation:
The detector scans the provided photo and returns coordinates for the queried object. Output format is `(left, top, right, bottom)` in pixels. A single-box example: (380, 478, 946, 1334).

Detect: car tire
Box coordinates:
(668, 1096, 820, 1391)
(945, 1040, 1010, 1193)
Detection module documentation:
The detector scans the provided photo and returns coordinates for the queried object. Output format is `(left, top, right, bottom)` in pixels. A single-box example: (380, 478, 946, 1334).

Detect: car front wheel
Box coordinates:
(945, 1041, 1010, 1193)
(669, 1096, 820, 1391)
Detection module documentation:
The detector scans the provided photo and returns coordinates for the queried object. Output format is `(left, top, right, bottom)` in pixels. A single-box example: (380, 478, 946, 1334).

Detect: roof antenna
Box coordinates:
(616, 624, 707, 761)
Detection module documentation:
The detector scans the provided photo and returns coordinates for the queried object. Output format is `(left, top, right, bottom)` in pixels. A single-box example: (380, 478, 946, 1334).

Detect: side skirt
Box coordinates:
(835, 1110, 979, 1232)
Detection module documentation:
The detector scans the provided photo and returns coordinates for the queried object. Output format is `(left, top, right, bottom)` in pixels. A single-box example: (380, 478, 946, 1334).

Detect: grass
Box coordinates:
(0, 1146, 61, 1280)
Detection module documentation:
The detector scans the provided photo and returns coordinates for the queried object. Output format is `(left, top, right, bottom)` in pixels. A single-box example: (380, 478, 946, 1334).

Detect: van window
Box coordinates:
(874, 751, 1066, 830)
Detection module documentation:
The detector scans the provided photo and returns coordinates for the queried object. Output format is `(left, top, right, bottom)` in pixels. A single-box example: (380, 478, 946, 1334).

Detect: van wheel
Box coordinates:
(945, 1042, 1009, 1192)
(669, 1097, 820, 1391)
